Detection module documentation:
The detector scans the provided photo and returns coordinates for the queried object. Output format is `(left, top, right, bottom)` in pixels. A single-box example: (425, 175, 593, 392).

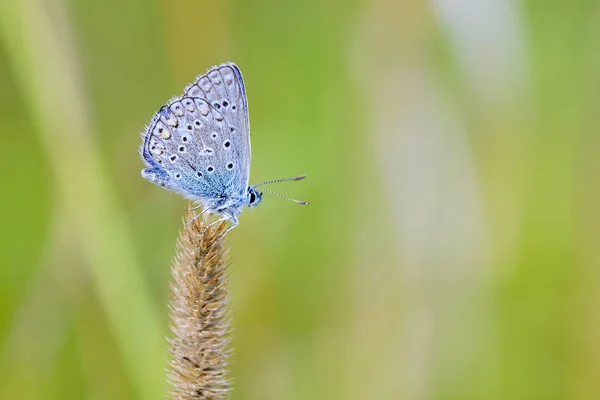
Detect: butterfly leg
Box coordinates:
(200, 210, 238, 240)
(186, 203, 205, 211)
(221, 215, 239, 237)
(185, 206, 212, 228)
(201, 215, 231, 235)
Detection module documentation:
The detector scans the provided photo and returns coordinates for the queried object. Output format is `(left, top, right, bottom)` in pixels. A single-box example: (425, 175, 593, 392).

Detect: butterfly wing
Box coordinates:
(185, 63, 251, 197)
(141, 63, 251, 205)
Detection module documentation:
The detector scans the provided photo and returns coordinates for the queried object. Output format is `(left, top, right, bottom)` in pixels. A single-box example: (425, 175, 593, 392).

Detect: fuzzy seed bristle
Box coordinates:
(168, 208, 232, 399)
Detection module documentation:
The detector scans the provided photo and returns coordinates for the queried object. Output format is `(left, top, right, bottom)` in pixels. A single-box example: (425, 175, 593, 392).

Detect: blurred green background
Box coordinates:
(1, 0, 599, 399)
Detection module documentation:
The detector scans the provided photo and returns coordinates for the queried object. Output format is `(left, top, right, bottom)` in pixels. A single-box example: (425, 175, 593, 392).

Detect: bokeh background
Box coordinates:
(1, 0, 599, 399)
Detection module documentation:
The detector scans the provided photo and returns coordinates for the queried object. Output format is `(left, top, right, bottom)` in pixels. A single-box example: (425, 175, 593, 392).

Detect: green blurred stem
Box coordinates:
(0, 1, 165, 399)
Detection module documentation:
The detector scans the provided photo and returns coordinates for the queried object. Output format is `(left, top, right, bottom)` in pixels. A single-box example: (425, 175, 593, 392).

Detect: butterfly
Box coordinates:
(140, 62, 307, 232)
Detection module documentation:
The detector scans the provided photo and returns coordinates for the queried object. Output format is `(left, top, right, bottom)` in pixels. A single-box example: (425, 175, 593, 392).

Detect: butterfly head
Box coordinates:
(247, 187, 263, 208)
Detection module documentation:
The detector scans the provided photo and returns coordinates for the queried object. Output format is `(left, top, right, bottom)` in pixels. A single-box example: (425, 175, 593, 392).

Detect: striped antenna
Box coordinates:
(254, 174, 307, 187)
(261, 189, 309, 205)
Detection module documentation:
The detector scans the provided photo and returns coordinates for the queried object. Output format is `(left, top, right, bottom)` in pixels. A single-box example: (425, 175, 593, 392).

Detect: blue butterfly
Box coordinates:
(140, 62, 307, 231)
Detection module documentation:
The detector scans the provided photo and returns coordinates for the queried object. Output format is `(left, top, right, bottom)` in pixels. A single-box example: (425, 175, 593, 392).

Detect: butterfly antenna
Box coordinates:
(261, 189, 309, 205)
(254, 174, 307, 187)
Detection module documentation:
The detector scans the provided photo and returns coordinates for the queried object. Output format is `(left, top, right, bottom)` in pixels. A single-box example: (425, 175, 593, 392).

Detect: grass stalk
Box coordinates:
(168, 210, 233, 399)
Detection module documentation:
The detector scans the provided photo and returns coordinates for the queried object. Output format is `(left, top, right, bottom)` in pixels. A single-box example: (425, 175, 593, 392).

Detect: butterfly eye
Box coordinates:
(249, 192, 256, 204)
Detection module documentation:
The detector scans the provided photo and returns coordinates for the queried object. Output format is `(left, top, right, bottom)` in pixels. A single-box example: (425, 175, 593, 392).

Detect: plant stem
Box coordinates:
(168, 211, 233, 399)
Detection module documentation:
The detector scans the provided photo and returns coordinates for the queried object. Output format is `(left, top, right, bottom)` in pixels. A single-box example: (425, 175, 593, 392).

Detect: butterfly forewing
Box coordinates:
(185, 64, 251, 193)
